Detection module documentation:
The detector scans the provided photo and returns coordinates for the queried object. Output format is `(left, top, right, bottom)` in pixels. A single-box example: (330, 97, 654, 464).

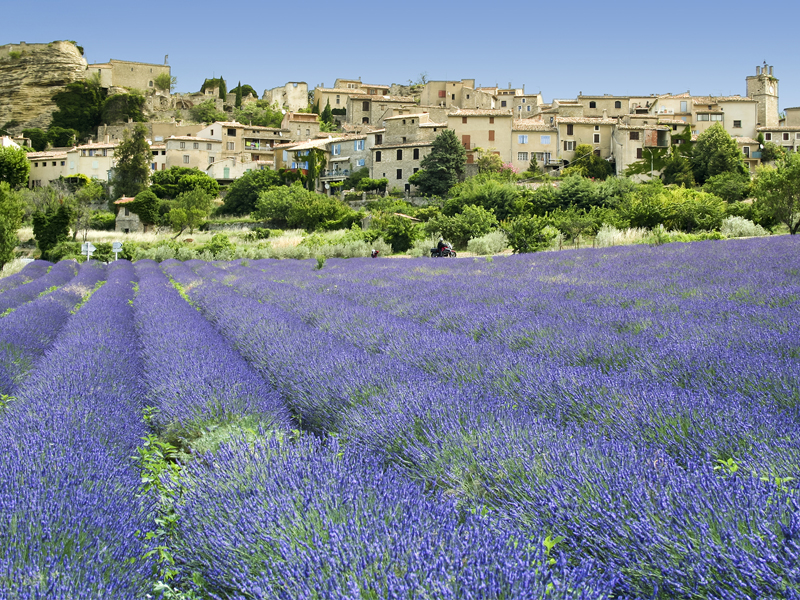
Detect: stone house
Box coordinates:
(195, 121, 291, 167)
(511, 119, 558, 173)
(149, 143, 167, 172)
(87, 59, 170, 92)
(27, 151, 68, 188)
(372, 141, 433, 193)
(736, 137, 762, 173)
(280, 112, 320, 142)
(578, 94, 632, 120)
(262, 82, 309, 112)
(114, 197, 142, 233)
(347, 95, 417, 126)
(691, 96, 758, 139)
(419, 80, 477, 109)
(447, 109, 514, 164)
(611, 124, 672, 180)
(757, 126, 800, 153)
(164, 136, 222, 170)
(554, 116, 616, 165)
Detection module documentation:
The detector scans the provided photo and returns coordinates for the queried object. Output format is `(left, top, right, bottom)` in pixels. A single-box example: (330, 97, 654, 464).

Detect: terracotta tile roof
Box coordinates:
(313, 87, 352, 93)
(284, 134, 368, 152)
(617, 124, 670, 131)
(350, 94, 415, 102)
(419, 122, 447, 128)
(76, 141, 118, 149)
(384, 113, 429, 121)
(658, 92, 692, 98)
(28, 151, 68, 159)
(114, 197, 136, 205)
(512, 119, 556, 132)
(448, 108, 513, 117)
(656, 119, 690, 125)
(166, 136, 220, 142)
(692, 95, 755, 104)
(757, 126, 800, 131)
(361, 83, 390, 89)
(213, 121, 284, 131)
(555, 117, 616, 125)
(734, 137, 760, 144)
(372, 141, 433, 150)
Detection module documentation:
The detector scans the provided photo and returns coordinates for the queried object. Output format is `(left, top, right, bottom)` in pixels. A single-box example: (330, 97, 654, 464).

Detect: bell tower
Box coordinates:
(746, 64, 779, 127)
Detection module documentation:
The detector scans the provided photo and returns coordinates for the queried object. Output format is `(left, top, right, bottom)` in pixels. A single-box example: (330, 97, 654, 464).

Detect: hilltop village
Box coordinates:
(1, 40, 797, 196)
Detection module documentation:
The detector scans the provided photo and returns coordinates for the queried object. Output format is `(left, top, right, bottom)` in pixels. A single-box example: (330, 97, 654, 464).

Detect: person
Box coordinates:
(437, 237, 447, 252)
(371, 248, 379, 258)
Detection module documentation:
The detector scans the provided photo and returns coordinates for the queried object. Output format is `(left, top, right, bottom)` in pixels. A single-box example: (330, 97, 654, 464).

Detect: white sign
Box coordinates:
(81, 242, 96, 259)
(112, 241, 122, 261)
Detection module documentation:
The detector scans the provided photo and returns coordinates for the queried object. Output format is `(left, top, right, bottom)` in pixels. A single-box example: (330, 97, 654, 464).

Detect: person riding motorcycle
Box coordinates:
(437, 237, 448, 252)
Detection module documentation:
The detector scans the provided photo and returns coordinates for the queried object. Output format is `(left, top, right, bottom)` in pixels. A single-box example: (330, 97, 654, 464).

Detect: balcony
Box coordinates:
(244, 143, 274, 151)
(750, 151, 762, 159)
(321, 169, 350, 180)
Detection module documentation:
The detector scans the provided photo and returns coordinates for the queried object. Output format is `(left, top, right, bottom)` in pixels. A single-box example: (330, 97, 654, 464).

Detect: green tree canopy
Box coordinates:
(221, 168, 282, 215)
(189, 100, 228, 124)
(150, 167, 219, 200)
(230, 83, 257, 99)
(32, 202, 73, 260)
(50, 76, 106, 141)
(129, 189, 160, 230)
(111, 123, 150, 198)
(233, 100, 283, 128)
(154, 73, 177, 93)
(101, 92, 146, 124)
(754, 151, 800, 234)
(661, 151, 695, 187)
(22, 128, 49, 152)
(47, 126, 79, 148)
(254, 182, 356, 231)
(0, 144, 31, 188)
(502, 214, 556, 253)
(321, 100, 333, 126)
(445, 174, 522, 221)
(691, 123, 748, 185)
(702, 172, 752, 202)
(561, 144, 613, 180)
(235, 81, 243, 109)
(0, 183, 25, 270)
(169, 188, 213, 234)
(409, 129, 466, 197)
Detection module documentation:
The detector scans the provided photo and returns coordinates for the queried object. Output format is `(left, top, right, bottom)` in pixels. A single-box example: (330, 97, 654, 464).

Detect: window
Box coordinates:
(306, 129, 310, 137)
(540, 135, 551, 145)
(227, 129, 236, 136)
(149, 80, 153, 87)
(783, 132, 790, 141)
(697, 114, 710, 121)
(193, 142, 199, 149)
(396, 149, 403, 160)
(183, 155, 190, 164)
(60, 161, 65, 166)
(354, 140, 364, 151)
(396, 168, 402, 179)
(375, 151, 381, 162)
(743, 147, 750, 158)
(765, 133, 772, 141)
(489, 117, 494, 124)
(413, 148, 419, 160)
(227, 142, 235, 150)
(733, 120, 742, 128)
(518, 134, 528, 144)
(336, 95, 340, 105)
(151, 162, 157, 171)
(375, 134, 383, 145)
(710, 114, 723, 121)
(52, 162, 56, 166)
(33, 162, 37, 167)
(615, 101, 622, 109)
(356, 158, 365, 167)
(589, 101, 596, 109)
(629, 131, 640, 140)
(332, 144, 341, 156)
(207, 143, 212, 150)
(283, 150, 289, 161)
(522, 98, 526, 104)
(438, 90, 446, 98)
(593, 133, 600, 143)
(92, 160, 99, 169)
(452, 94, 455, 101)
(488, 130, 495, 142)
(153, 150, 159, 156)
(566, 124, 574, 135)
(637, 148, 643, 159)
(518, 152, 528, 161)
(180, 141, 185, 149)
(362, 101, 369, 111)
(209, 156, 215, 163)
(594, 125, 599, 131)
(680, 101, 688, 112)
(527, 105, 531, 112)
(796, 133, 800, 140)
(564, 141, 575, 151)
(462, 117, 467, 124)
(501, 100, 507, 107)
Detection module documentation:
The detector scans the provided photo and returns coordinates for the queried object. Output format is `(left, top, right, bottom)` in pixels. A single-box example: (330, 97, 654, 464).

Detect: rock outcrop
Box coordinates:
(0, 41, 88, 132)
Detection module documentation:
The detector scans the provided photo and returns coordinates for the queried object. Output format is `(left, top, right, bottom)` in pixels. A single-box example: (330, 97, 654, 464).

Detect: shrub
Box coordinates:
(594, 224, 649, 248)
(503, 214, 556, 253)
(89, 211, 116, 231)
(720, 216, 769, 238)
(467, 231, 509, 255)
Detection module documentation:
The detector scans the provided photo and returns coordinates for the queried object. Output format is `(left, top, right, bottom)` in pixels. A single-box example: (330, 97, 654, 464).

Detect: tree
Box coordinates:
(0, 144, 31, 188)
(233, 100, 283, 128)
(154, 73, 177, 93)
(321, 100, 333, 126)
(221, 169, 282, 215)
(71, 180, 105, 241)
(661, 151, 695, 187)
(503, 214, 556, 253)
(150, 167, 218, 200)
(702, 172, 752, 202)
(230, 83, 257, 98)
(32, 202, 73, 260)
(169, 188, 213, 234)
(47, 126, 78, 148)
(0, 183, 25, 270)
(219, 78, 227, 100)
(50, 75, 106, 141)
(22, 128, 49, 151)
(111, 123, 150, 198)
(561, 144, 612, 180)
(691, 123, 748, 185)
(235, 81, 243, 109)
(475, 148, 504, 174)
(128, 189, 160, 231)
(445, 174, 522, 221)
(754, 151, 800, 234)
(409, 129, 466, 197)
(101, 92, 146, 124)
(190, 100, 228, 124)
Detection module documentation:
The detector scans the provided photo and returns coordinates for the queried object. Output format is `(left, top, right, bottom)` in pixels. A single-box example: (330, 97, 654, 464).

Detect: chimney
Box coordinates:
(602, 109, 608, 119)
(756, 66, 761, 75)
(105, 134, 110, 143)
(770, 66, 774, 76)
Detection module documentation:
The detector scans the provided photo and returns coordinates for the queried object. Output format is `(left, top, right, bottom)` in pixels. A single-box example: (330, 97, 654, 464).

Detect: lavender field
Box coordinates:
(1, 236, 799, 599)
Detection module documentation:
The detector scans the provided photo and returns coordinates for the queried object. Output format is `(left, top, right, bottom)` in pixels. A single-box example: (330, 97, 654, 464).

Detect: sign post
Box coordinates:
(81, 242, 96, 260)
(112, 241, 122, 261)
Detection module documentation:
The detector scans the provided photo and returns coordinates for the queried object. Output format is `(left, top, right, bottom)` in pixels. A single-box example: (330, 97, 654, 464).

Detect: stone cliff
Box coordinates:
(0, 41, 88, 132)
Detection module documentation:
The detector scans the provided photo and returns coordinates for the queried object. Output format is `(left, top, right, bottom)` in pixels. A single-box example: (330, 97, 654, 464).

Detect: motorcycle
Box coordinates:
(430, 243, 457, 258)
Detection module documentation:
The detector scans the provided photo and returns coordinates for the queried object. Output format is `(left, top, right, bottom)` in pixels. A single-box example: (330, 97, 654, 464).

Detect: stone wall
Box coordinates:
(0, 40, 88, 131)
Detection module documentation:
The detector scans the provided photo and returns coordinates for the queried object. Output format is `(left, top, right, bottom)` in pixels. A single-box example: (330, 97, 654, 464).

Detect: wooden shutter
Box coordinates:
(488, 130, 495, 142)
(462, 135, 470, 149)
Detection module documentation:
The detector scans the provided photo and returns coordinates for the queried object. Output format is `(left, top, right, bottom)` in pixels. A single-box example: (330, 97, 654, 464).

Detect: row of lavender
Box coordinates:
(0, 260, 611, 598)
(163, 236, 800, 599)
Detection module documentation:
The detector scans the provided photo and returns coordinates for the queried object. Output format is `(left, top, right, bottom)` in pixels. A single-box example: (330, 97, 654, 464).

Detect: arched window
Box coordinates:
(589, 101, 596, 108)
(614, 101, 622, 109)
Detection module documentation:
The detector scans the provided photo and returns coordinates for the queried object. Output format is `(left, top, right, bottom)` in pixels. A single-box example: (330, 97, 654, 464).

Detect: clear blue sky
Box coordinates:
(5, 0, 800, 111)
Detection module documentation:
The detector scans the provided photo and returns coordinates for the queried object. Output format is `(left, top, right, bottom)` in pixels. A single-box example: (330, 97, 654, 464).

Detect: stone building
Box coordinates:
(262, 82, 308, 112)
(746, 64, 780, 127)
(511, 119, 558, 173)
(447, 109, 514, 164)
(114, 197, 142, 233)
(87, 58, 171, 92)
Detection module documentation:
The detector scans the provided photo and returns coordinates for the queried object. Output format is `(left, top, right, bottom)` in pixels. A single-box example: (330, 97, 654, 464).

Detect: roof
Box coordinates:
(448, 108, 513, 117)
(284, 134, 368, 152)
(617, 124, 670, 131)
(114, 197, 136, 205)
(757, 126, 800, 131)
(350, 94, 415, 102)
(167, 136, 220, 142)
(76, 141, 118, 149)
(555, 117, 616, 125)
(512, 119, 556, 132)
(28, 151, 68, 159)
(384, 113, 429, 121)
(212, 121, 284, 131)
(734, 137, 760, 144)
(315, 87, 355, 93)
(285, 113, 319, 123)
(419, 122, 447, 128)
(692, 95, 756, 104)
(372, 141, 433, 150)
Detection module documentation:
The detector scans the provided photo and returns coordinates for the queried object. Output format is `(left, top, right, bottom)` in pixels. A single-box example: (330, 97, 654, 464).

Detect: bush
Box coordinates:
(89, 211, 116, 231)
(503, 214, 556, 253)
(593, 224, 649, 248)
(425, 204, 499, 249)
(702, 172, 752, 203)
(720, 216, 769, 238)
(201, 233, 234, 258)
(466, 231, 509, 255)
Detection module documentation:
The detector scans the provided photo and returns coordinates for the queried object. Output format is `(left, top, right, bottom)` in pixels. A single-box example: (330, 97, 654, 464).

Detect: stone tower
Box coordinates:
(746, 64, 779, 127)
